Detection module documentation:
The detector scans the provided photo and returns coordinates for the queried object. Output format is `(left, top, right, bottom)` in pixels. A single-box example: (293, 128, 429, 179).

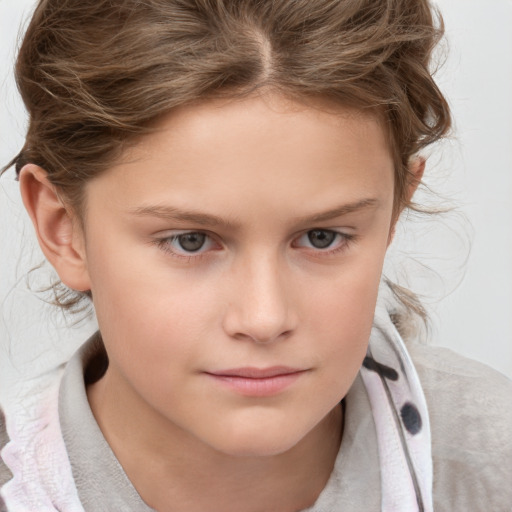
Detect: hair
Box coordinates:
(2, 0, 451, 332)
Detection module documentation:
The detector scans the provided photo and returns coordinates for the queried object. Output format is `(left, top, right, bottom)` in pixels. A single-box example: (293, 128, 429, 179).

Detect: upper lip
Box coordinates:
(205, 366, 306, 379)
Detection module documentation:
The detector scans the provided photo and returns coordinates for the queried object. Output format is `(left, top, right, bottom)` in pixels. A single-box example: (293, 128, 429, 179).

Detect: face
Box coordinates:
(78, 94, 395, 456)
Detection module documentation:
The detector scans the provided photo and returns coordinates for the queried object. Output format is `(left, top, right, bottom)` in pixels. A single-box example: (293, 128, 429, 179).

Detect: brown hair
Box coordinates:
(3, 0, 451, 325)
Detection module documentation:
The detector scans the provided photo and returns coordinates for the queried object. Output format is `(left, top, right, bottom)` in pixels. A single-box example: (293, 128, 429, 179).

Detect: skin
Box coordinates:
(20, 93, 423, 512)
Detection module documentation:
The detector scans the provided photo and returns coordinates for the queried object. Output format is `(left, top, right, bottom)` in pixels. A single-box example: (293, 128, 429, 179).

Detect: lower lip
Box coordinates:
(205, 371, 306, 397)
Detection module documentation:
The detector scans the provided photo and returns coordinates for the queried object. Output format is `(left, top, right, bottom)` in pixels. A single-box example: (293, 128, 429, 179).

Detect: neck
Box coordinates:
(87, 367, 343, 512)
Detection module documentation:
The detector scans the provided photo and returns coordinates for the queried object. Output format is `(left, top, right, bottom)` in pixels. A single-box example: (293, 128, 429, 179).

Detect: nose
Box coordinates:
(222, 252, 298, 344)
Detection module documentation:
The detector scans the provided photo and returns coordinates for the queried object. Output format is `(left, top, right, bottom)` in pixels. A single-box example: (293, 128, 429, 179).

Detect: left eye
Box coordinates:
(295, 229, 345, 250)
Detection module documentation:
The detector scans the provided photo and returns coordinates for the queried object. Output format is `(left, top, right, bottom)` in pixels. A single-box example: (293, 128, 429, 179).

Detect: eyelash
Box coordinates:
(153, 229, 356, 261)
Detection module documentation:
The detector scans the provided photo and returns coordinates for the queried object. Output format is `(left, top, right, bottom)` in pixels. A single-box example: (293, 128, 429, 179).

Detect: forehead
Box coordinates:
(84, 93, 394, 224)
(124, 91, 390, 158)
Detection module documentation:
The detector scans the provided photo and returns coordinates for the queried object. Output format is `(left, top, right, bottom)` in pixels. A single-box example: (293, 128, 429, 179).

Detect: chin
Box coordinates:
(206, 424, 306, 458)
(218, 440, 300, 458)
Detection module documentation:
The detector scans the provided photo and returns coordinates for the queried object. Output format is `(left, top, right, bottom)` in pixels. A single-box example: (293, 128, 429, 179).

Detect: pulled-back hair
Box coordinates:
(3, 0, 451, 326)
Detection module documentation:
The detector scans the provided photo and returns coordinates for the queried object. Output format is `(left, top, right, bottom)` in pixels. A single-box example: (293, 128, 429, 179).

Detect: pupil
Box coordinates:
(308, 230, 335, 249)
(178, 233, 206, 252)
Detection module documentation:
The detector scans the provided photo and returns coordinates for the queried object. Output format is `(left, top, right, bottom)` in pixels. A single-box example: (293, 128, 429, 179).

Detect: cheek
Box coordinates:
(84, 233, 221, 367)
(303, 251, 384, 374)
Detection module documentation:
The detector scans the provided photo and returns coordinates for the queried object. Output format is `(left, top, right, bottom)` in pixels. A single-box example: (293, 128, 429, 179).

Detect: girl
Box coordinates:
(1, 1, 511, 511)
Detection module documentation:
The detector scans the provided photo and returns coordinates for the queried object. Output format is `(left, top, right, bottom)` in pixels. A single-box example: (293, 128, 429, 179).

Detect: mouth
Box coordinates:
(203, 367, 308, 397)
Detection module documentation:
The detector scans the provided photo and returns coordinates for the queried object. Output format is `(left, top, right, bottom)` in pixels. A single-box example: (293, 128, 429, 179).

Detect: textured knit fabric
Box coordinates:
(409, 342, 512, 511)
(1, 338, 512, 511)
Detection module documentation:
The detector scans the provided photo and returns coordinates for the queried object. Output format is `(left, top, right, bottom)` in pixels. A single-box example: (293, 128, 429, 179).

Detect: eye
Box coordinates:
(306, 229, 337, 249)
(156, 231, 218, 256)
(294, 229, 352, 251)
(175, 232, 207, 252)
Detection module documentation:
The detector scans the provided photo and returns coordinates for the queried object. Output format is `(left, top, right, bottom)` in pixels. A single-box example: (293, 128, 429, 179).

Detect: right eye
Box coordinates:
(156, 231, 218, 257)
(304, 229, 338, 249)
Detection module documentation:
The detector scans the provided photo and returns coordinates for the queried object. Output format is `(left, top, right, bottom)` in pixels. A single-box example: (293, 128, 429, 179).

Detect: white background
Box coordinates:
(1, 0, 511, 398)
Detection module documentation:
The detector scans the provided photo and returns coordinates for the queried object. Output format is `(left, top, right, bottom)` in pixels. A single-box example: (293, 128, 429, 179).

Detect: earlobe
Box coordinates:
(19, 164, 91, 292)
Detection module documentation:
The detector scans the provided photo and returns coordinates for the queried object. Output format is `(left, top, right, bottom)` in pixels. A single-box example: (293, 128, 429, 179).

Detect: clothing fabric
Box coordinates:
(0, 364, 83, 512)
(360, 304, 433, 511)
(0, 411, 10, 512)
(1, 320, 512, 510)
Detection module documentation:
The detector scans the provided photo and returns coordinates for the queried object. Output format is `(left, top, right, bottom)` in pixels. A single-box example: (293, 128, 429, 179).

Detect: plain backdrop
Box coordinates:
(1, 0, 511, 401)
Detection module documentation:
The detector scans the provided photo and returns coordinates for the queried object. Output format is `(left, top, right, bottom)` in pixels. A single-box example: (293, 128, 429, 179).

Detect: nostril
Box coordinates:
(232, 327, 293, 344)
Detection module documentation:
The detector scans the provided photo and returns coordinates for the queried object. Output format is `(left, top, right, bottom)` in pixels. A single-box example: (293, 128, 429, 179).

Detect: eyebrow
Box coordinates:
(295, 198, 379, 224)
(128, 198, 379, 229)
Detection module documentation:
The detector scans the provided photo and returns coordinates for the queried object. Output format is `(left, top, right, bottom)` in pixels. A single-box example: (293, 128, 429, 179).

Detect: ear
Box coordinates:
(405, 156, 425, 204)
(19, 164, 91, 292)
(387, 156, 426, 245)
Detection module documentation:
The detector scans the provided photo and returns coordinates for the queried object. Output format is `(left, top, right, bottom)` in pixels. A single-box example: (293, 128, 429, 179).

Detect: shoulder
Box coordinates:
(408, 343, 512, 511)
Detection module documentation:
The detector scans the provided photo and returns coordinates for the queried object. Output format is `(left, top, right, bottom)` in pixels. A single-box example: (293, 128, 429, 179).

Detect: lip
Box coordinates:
(204, 367, 308, 397)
